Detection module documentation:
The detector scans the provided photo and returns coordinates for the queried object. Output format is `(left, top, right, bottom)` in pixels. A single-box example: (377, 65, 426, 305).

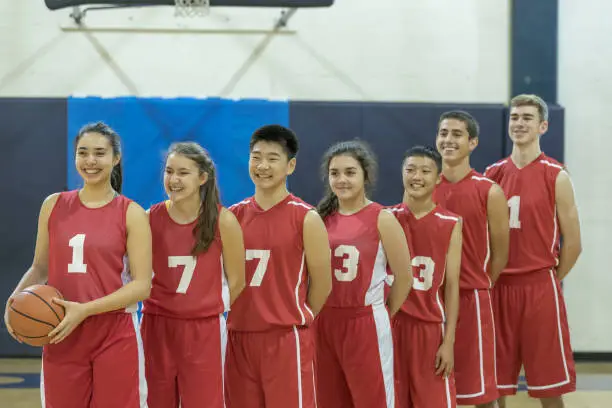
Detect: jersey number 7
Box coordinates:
(246, 249, 271, 287)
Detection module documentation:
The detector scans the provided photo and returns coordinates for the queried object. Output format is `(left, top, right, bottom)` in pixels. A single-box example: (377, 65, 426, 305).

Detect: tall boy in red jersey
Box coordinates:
(433, 111, 510, 408)
(485, 94, 582, 408)
(225, 125, 333, 408)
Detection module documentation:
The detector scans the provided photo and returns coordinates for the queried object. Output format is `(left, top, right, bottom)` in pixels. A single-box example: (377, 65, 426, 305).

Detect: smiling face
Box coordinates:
(328, 154, 366, 204)
(75, 132, 119, 188)
(508, 105, 548, 147)
(249, 140, 296, 192)
(436, 118, 478, 165)
(164, 152, 207, 204)
(402, 154, 440, 200)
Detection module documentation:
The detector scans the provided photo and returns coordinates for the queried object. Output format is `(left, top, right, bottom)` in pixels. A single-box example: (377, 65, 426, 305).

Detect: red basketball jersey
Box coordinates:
(389, 204, 459, 323)
(228, 194, 315, 332)
(142, 202, 228, 319)
(484, 153, 563, 275)
(433, 169, 494, 289)
(323, 203, 388, 308)
(47, 190, 135, 312)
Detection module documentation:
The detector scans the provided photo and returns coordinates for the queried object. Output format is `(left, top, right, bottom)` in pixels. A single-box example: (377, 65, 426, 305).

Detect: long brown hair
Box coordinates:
(167, 142, 221, 255)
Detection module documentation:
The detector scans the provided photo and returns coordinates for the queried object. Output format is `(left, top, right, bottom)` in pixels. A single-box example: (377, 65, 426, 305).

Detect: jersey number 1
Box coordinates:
(68, 234, 87, 274)
(508, 195, 521, 229)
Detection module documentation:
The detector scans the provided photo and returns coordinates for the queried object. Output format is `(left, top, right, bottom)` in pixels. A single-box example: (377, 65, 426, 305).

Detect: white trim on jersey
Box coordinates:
(364, 241, 388, 306)
(220, 313, 228, 408)
(456, 289, 486, 400)
(372, 303, 395, 408)
(292, 326, 304, 408)
(288, 200, 312, 210)
(471, 175, 494, 183)
(525, 270, 571, 391)
(221, 254, 230, 312)
(294, 253, 313, 324)
(540, 159, 563, 170)
(130, 312, 149, 408)
(484, 160, 507, 172)
(40, 359, 46, 407)
(483, 221, 492, 288)
(434, 212, 459, 222)
(440, 323, 453, 408)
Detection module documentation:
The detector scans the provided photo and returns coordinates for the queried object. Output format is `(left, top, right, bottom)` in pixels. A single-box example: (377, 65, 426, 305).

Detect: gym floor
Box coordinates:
(0, 358, 610, 407)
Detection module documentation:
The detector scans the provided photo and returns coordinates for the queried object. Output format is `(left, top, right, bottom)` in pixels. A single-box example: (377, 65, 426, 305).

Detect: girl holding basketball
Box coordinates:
(3, 122, 152, 408)
(140, 142, 245, 408)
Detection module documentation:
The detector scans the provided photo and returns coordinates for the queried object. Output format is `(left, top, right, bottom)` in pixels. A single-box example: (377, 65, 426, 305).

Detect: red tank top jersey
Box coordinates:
(142, 202, 228, 319)
(484, 153, 563, 275)
(323, 203, 388, 308)
(47, 190, 135, 313)
(433, 169, 494, 290)
(228, 194, 314, 332)
(389, 204, 459, 322)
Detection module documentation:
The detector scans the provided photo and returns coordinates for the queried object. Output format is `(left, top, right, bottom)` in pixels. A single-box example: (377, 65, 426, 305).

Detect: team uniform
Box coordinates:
(316, 203, 394, 408)
(42, 190, 146, 408)
(389, 203, 458, 408)
(484, 153, 576, 398)
(225, 194, 317, 408)
(432, 170, 499, 405)
(141, 202, 228, 408)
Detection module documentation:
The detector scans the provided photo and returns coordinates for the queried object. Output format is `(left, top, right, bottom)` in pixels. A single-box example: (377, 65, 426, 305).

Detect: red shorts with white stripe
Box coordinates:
(314, 304, 394, 408)
(493, 269, 576, 398)
(225, 326, 316, 408)
(41, 313, 146, 408)
(140, 313, 226, 408)
(392, 312, 456, 408)
(454, 289, 499, 405)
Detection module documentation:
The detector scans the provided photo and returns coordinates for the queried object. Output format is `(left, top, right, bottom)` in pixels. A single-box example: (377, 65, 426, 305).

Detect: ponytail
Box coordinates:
(192, 167, 220, 255)
(317, 190, 339, 219)
(111, 160, 123, 194)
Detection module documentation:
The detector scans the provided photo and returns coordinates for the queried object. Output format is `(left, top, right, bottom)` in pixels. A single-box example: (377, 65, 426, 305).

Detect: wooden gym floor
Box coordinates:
(0, 358, 611, 407)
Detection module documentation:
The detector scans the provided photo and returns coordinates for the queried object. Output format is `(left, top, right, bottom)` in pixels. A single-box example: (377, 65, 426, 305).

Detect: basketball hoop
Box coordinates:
(174, 0, 210, 17)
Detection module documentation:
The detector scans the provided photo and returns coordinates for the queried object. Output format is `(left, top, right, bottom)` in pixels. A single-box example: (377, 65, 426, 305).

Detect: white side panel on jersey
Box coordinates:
(40, 359, 46, 407)
(372, 303, 395, 408)
(220, 255, 230, 312)
(122, 255, 139, 313)
(220, 313, 228, 408)
(130, 312, 149, 408)
(364, 242, 388, 306)
(456, 289, 485, 399)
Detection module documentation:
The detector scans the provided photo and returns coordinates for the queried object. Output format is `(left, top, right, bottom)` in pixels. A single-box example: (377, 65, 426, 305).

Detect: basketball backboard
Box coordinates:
(45, 0, 334, 11)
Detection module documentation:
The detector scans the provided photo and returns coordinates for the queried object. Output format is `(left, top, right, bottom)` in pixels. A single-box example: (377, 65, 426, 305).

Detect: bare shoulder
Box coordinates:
(127, 201, 148, 225)
(304, 208, 324, 227)
(219, 207, 240, 229)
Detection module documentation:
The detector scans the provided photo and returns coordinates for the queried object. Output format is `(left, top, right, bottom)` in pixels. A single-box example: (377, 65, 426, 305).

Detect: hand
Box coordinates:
(435, 341, 454, 378)
(48, 298, 89, 344)
(4, 297, 21, 343)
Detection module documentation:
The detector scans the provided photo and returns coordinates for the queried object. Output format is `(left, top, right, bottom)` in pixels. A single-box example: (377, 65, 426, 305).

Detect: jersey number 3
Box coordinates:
(334, 245, 360, 282)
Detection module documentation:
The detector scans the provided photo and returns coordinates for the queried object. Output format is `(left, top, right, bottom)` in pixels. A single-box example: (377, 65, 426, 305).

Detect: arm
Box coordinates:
(555, 170, 582, 280)
(4, 193, 58, 341)
(219, 208, 246, 305)
(436, 220, 462, 377)
(50, 202, 153, 343)
(303, 210, 332, 316)
(378, 210, 413, 317)
(487, 184, 509, 283)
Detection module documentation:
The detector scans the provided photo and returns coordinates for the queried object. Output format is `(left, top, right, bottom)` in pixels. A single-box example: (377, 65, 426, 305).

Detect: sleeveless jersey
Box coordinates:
(389, 204, 459, 323)
(433, 169, 494, 290)
(47, 190, 135, 313)
(484, 153, 563, 275)
(142, 202, 229, 319)
(228, 194, 314, 332)
(323, 203, 388, 308)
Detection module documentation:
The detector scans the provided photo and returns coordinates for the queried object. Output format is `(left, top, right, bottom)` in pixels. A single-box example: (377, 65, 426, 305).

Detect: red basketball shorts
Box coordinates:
(393, 312, 456, 408)
(454, 289, 499, 405)
(493, 269, 576, 398)
(315, 304, 395, 408)
(140, 313, 226, 408)
(41, 312, 146, 408)
(224, 326, 316, 408)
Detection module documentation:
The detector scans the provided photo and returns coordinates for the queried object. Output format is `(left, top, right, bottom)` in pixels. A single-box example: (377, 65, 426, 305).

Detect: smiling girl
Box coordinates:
(4, 121, 152, 407)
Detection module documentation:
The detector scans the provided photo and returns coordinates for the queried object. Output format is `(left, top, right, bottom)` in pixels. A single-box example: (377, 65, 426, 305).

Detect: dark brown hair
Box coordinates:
(75, 122, 123, 193)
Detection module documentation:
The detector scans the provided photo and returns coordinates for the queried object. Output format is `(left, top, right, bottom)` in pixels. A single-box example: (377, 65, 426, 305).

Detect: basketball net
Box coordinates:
(174, 0, 210, 18)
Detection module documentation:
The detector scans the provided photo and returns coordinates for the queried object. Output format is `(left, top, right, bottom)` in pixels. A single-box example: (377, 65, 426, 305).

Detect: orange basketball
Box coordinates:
(7, 284, 65, 347)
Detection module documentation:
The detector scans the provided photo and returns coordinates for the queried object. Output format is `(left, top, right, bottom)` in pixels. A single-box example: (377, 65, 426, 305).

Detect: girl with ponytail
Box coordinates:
(141, 142, 245, 408)
(315, 140, 413, 408)
(4, 121, 153, 407)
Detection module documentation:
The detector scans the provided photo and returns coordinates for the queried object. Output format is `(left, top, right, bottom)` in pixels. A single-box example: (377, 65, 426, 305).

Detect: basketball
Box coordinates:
(7, 284, 66, 347)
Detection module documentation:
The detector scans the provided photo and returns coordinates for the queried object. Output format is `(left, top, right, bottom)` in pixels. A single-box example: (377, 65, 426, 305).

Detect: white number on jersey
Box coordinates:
(168, 256, 197, 294)
(508, 195, 522, 229)
(334, 245, 360, 282)
(68, 234, 87, 274)
(412, 256, 435, 291)
(246, 249, 271, 287)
